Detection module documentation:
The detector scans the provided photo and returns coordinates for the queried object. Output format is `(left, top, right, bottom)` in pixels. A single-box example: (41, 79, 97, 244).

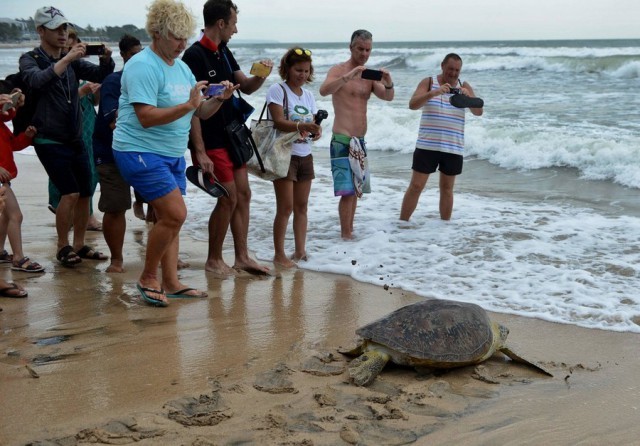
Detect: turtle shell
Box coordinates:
(356, 300, 495, 364)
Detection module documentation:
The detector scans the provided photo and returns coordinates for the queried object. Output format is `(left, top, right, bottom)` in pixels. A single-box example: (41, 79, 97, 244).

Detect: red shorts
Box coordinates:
(192, 147, 244, 183)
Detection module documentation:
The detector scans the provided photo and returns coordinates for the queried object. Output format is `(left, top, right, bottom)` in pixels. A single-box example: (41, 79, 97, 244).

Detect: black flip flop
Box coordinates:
(450, 94, 484, 109)
(186, 166, 229, 198)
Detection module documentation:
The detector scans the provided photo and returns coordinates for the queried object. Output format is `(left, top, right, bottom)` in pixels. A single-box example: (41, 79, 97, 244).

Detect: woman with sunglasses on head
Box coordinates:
(266, 47, 322, 268)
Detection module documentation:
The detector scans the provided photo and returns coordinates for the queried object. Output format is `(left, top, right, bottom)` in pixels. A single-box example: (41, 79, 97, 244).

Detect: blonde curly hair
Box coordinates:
(146, 0, 196, 40)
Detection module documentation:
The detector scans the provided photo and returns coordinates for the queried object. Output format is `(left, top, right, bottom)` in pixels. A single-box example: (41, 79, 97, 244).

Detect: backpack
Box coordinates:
(0, 50, 50, 136)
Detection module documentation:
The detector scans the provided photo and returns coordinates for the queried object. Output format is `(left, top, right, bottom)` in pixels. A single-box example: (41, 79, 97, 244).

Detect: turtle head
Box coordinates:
(497, 324, 509, 344)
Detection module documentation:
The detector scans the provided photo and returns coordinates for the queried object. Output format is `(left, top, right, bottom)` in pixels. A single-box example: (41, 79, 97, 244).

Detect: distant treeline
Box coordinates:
(0, 19, 149, 43)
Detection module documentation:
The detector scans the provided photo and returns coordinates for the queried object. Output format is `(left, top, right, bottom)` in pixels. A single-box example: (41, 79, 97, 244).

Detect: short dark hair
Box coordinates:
(442, 53, 462, 65)
(203, 0, 238, 27)
(350, 29, 372, 46)
(278, 47, 314, 83)
(119, 34, 141, 53)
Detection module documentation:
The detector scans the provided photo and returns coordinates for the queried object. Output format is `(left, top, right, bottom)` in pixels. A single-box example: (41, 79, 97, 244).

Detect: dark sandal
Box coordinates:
(0, 282, 28, 298)
(57, 245, 82, 267)
(0, 249, 13, 264)
(77, 245, 108, 261)
(12, 257, 45, 273)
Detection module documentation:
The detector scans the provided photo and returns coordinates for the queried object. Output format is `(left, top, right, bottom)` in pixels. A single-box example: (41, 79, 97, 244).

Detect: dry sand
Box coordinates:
(1, 155, 639, 445)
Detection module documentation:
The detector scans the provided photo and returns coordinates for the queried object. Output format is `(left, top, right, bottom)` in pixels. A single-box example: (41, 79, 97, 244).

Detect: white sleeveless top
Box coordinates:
(415, 76, 465, 155)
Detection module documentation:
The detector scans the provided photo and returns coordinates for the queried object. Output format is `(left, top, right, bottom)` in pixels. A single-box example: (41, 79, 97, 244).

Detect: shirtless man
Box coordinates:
(319, 29, 394, 240)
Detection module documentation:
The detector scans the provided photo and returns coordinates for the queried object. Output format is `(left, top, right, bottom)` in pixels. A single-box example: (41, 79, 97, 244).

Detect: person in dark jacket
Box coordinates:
(19, 6, 115, 266)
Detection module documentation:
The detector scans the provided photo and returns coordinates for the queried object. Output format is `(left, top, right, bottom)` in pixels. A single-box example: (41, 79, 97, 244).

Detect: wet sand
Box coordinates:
(1, 155, 640, 445)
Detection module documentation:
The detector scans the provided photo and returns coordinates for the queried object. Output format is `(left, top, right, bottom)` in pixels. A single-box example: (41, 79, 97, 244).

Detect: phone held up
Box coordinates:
(361, 69, 383, 81)
(2, 91, 20, 112)
(249, 62, 272, 78)
(85, 43, 105, 56)
(205, 84, 226, 97)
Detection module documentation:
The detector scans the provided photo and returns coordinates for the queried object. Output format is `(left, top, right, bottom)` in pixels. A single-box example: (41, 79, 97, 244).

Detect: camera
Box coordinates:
(315, 110, 328, 125)
(205, 84, 225, 97)
(361, 69, 383, 81)
(449, 88, 461, 95)
(85, 43, 105, 56)
(309, 109, 328, 138)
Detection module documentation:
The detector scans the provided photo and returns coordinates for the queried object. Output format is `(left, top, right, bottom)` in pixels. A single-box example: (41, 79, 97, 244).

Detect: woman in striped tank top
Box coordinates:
(399, 53, 483, 221)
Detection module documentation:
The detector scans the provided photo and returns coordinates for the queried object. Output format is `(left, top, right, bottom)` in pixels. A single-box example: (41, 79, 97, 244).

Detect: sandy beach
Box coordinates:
(1, 154, 640, 445)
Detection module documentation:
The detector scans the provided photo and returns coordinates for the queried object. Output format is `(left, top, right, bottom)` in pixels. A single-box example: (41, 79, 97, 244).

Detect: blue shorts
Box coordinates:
(113, 151, 186, 202)
(34, 142, 92, 197)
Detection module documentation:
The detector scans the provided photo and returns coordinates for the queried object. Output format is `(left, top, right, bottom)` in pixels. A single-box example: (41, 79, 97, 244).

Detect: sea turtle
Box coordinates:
(340, 299, 552, 386)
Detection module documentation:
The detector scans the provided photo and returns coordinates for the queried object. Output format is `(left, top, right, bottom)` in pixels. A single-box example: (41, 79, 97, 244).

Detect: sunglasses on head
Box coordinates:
(293, 48, 312, 56)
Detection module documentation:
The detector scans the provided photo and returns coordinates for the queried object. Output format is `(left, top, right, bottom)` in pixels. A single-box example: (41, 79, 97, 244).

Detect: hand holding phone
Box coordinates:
(250, 62, 272, 78)
(361, 69, 383, 81)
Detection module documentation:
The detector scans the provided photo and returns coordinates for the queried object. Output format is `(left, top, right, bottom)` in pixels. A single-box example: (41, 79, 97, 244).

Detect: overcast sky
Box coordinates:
(5, 0, 640, 42)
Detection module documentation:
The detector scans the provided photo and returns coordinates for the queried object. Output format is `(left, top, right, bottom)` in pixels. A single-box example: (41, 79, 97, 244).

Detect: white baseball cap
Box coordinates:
(34, 6, 70, 30)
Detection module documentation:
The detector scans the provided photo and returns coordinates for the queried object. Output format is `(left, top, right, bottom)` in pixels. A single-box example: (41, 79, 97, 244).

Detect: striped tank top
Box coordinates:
(415, 76, 465, 155)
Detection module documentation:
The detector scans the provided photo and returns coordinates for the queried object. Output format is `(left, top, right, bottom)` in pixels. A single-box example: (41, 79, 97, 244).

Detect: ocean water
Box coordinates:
(3, 39, 640, 333)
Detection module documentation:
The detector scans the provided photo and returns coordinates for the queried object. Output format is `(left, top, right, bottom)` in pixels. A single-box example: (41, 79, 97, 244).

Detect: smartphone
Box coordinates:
(2, 91, 20, 112)
(361, 69, 383, 81)
(205, 84, 226, 97)
(85, 43, 105, 56)
(250, 62, 271, 78)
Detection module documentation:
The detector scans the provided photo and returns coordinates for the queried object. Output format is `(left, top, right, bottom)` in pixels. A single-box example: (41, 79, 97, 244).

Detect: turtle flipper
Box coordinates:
(500, 347, 553, 377)
(348, 351, 390, 386)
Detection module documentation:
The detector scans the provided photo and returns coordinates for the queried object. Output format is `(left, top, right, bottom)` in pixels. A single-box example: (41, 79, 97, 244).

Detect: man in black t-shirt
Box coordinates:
(182, 0, 273, 276)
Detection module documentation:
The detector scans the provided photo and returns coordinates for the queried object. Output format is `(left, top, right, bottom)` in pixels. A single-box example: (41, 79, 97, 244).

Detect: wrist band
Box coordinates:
(385, 82, 394, 90)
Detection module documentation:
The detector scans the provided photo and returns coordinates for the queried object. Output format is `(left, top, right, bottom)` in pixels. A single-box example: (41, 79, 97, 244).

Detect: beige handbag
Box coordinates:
(247, 84, 299, 180)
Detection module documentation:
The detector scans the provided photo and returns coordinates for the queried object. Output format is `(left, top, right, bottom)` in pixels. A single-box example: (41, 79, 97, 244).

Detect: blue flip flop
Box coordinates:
(166, 287, 208, 298)
(136, 283, 168, 307)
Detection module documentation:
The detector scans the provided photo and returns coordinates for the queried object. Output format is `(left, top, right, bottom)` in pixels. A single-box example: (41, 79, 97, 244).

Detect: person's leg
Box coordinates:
(48, 179, 61, 211)
(3, 187, 23, 260)
(71, 196, 90, 252)
(205, 184, 236, 274)
(438, 173, 457, 220)
(56, 192, 79, 250)
(0, 196, 8, 253)
(338, 195, 357, 240)
(272, 179, 294, 268)
(292, 179, 312, 261)
(138, 188, 185, 303)
(103, 211, 126, 272)
(231, 168, 269, 273)
(399, 170, 430, 221)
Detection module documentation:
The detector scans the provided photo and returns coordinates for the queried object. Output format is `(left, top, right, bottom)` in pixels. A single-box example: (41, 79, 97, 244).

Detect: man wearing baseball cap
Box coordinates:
(20, 6, 115, 267)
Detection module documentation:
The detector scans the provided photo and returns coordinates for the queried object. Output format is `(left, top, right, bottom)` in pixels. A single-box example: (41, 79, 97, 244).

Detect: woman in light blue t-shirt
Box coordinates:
(113, 0, 236, 307)
(266, 47, 323, 268)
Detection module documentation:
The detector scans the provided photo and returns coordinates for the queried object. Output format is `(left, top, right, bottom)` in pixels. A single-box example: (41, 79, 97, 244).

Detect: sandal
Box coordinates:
(77, 245, 108, 261)
(57, 245, 82, 267)
(0, 249, 13, 264)
(12, 257, 45, 273)
(0, 282, 28, 298)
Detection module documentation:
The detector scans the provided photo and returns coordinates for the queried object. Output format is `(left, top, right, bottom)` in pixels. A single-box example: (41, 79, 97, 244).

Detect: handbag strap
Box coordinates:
(259, 83, 289, 124)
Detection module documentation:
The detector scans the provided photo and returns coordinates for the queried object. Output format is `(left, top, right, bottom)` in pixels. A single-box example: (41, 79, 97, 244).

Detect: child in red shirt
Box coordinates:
(0, 91, 44, 275)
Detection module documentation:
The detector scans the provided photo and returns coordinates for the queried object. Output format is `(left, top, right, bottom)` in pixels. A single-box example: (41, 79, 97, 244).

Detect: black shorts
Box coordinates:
(412, 149, 463, 176)
(34, 142, 92, 197)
